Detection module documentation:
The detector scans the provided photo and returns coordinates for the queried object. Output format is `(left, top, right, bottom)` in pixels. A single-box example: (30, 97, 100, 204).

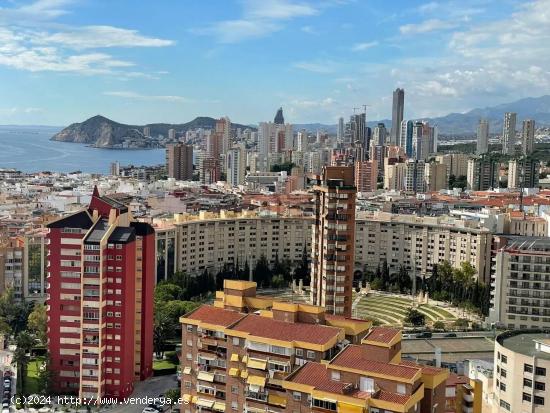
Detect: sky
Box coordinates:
(0, 0, 549, 126)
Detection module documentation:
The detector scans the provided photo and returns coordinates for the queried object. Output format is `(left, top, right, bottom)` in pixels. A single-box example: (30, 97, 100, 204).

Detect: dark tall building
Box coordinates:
(166, 143, 193, 181)
(391, 88, 405, 145)
(274, 107, 285, 125)
(350, 113, 367, 148)
(311, 166, 356, 317)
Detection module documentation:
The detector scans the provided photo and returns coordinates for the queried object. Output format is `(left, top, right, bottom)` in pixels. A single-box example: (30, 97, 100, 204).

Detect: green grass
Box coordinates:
(153, 359, 177, 370)
(24, 356, 45, 395)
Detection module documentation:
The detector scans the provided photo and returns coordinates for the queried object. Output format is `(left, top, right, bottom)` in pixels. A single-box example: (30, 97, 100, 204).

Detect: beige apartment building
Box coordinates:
(155, 210, 493, 284)
(488, 236, 550, 330)
(494, 330, 549, 413)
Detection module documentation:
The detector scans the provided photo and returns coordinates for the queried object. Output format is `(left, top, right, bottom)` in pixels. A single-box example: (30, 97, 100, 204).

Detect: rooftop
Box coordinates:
(288, 362, 352, 394)
(183, 305, 246, 328)
(331, 345, 421, 380)
(85, 218, 110, 243)
(498, 330, 550, 361)
(232, 313, 342, 345)
(363, 327, 401, 345)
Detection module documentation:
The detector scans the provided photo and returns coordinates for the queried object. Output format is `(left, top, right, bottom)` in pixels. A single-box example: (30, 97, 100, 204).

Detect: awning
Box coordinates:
(182, 394, 191, 404)
(198, 354, 216, 361)
(195, 398, 214, 409)
(213, 402, 226, 412)
(268, 394, 287, 407)
(247, 358, 267, 370)
(244, 407, 264, 413)
(230, 353, 240, 362)
(229, 368, 240, 377)
(337, 402, 364, 413)
(183, 366, 191, 375)
(240, 370, 249, 379)
(247, 375, 266, 387)
(197, 371, 215, 382)
(242, 355, 248, 363)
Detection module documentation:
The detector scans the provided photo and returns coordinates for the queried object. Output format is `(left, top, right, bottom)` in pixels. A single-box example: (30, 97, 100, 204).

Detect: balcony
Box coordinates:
(463, 393, 474, 403)
(246, 391, 268, 402)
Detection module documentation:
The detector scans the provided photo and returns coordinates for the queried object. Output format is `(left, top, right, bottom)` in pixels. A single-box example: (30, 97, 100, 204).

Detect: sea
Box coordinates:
(0, 126, 166, 174)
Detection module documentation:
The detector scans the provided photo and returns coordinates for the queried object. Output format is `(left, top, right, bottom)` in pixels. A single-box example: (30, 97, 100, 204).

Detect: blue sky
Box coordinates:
(0, 0, 548, 126)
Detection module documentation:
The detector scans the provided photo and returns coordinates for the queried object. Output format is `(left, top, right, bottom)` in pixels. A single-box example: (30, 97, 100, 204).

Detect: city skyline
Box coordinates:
(1, 0, 549, 126)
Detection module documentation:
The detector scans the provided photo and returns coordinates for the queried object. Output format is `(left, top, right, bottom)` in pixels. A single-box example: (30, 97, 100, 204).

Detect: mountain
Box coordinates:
(51, 115, 255, 148)
(297, 95, 550, 136)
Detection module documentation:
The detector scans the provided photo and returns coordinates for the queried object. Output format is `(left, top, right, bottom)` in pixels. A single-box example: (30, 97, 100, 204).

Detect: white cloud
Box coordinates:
(0, 1, 173, 75)
(290, 97, 335, 108)
(103, 91, 190, 103)
(351, 41, 378, 52)
(244, 0, 318, 20)
(399, 19, 458, 35)
(301, 25, 318, 34)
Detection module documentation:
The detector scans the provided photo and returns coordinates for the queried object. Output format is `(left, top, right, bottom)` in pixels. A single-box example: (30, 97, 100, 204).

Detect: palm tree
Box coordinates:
(12, 331, 34, 394)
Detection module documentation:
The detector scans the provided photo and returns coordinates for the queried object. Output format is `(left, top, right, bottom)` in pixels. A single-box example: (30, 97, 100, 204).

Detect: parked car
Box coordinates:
(415, 332, 432, 339)
(142, 408, 158, 413)
(444, 333, 457, 338)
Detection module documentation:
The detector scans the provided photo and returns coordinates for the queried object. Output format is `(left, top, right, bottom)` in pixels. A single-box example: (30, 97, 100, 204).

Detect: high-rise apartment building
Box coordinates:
(166, 143, 193, 181)
(180, 280, 449, 413)
(521, 119, 535, 155)
(373, 123, 387, 145)
(216, 117, 232, 158)
(350, 113, 367, 148)
(46, 188, 155, 399)
(168, 128, 176, 140)
(467, 157, 499, 190)
(200, 157, 220, 185)
(337, 117, 344, 142)
(502, 112, 517, 155)
(425, 162, 448, 192)
(143, 126, 151, 138)
(226, 144, 246, 187)
(354, 160, 378, 193)
(508, 158, 540, 189)
(391, 88, 405, 145)
(476, 119, 489, 155)
(435, 153, 469, 179)
(311, 166, 356, 316)
(274, 107, 284, 125)
(296, 129, 307, 152)
(384, 162, 408, 191)
(404, 159, 426, 193)
(400, 120, 413, 157)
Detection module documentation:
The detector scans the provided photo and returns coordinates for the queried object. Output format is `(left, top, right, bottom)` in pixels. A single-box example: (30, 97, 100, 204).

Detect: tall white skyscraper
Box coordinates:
(521, 119, 535, 155)
(502, 112, 517, 155)
(391, 88, 405, 145)
(226, 144, 246, 187)
(337, 117, 344, 142)
(296, 129, 307, 152)
(476, 119, 489, 155)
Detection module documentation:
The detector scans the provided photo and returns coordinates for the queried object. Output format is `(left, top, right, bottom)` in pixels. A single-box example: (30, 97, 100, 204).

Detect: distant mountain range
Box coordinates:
(51, 115, 254, 148)
(295, 95, 550, 135)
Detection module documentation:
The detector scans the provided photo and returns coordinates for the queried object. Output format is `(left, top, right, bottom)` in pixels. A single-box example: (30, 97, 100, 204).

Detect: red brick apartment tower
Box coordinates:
(311, 166, 356, 317)
(46, 187, 154, 400)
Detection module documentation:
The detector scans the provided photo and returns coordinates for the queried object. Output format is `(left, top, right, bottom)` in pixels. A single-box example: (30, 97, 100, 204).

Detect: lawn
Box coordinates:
(24, 356, 45, 395)
(153, 359, 177, 370)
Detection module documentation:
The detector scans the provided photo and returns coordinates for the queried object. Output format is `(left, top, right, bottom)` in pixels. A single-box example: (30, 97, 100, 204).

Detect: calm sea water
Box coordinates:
(0, 126, 166, 174)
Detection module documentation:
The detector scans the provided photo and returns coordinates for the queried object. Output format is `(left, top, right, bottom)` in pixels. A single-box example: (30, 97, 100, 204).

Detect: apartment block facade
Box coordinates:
(310, 166, 357, 316)
(488, 236, 550, 330)
(180, 280, 448, 413)
(46, 187, 155, 399)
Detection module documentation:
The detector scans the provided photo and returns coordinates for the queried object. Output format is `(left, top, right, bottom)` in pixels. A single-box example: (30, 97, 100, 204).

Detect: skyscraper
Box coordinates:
(166, 143, 193, 180)
(355, 160, 378, 192)
(521, 119, 535, 155)
(215, 117, 232, 158)
(274, 107, 284, 124)
(391, 88, 405, 145)
(350, 113, 367, 148)
(296, 129, 308, 152)
(467, 156, 499, 190)
(502, 112, 517, 155)
(337, 117, 344, 142)
(373, 123, 387, 145)
(46, 188, 155, 399)
(404, 159, 426, 193)
(508, 158, 540, 189)
(311, 166, 356, 316)
(400, 120, 413, 157)
(226, 144, 246, 187)
(476, 119, 489, 155)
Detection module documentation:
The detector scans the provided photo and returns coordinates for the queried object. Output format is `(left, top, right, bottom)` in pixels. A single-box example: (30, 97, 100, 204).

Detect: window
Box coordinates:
(232, 337, 240, 346)
(231, 402, 237, 411)
(499, 382, 506, 391)
(396, 384, 406, 395)
(522, 393, 531, 402)
(525, 364, 533, 373)
(534, 396, 545, 406)
(295, 348, 303, 357)
(292, 392, 301, 401)
(184, 381, 191, 389)
(186, 325, 193, 332)
(500, 368, 507, 378)
(501, 355, 507, 364)
(231, 386, 238, 394)
(186, 353, 192, 360)
(186, 339, 193, 347)
(499, 400, 510, 411)
(306, 350, 315, 359)
(535, 381, 546, 391)
(535, 367, 546, 376)
(524, 378, 533, 387)
(116, 244, 123, 249)
(331, 371, 340, 381)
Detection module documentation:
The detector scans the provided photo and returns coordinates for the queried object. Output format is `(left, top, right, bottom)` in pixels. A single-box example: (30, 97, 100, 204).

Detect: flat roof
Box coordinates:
(499, 331, 550, 361)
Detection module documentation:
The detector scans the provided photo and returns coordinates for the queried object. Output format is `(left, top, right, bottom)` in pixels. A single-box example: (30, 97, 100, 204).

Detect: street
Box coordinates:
(101, 375, 179, 413)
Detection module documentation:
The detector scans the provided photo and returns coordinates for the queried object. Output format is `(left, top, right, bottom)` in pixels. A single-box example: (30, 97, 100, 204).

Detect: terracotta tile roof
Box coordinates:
(400, 360, 446, 375)
(364, 327, 400, 344)
(232, 314, 341, 345)
(184, 305, 245, 327)
(331, 345, 420, 380)
(446, 373, 469, 387)
(288, 362, 351, 394)
(376, 390, 410, 404)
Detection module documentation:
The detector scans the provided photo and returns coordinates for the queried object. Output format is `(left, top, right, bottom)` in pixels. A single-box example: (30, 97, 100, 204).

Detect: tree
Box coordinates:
(37, 354, 56, 395)
(405, 308, 425, 327)
(13, 330, 34, 394)
(154, 283, 185, 303)
(164, 388, 181, 412)
(27, 304, 47, 345)
(293, 246, 310, 285)
(433, 321, 445, 331)
(153, 311, 173, 359)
